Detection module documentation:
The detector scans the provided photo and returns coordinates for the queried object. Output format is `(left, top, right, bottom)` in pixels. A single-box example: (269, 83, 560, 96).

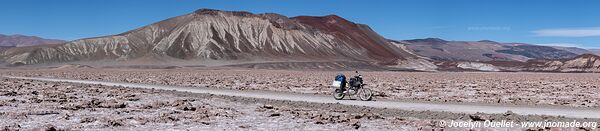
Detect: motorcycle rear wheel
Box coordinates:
(358, 88, 373, 101)
(333, 89, 345, 100)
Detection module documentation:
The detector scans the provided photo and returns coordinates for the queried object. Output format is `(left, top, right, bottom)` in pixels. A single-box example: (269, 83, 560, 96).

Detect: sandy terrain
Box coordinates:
(4, 69, 600, 108)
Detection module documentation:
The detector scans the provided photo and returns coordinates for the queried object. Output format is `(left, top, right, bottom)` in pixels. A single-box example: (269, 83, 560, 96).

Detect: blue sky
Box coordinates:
(1, 0, 600, 49)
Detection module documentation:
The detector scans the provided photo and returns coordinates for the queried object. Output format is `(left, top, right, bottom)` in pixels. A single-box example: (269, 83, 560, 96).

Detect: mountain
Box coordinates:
(430, 54, 600, 72)
(1, 9, 427, 70)
(392, 38, 579, 62)
(589, 49, 600, 56)
(391, 38, 600, 72)
(524, 54, 600, 72)
(0, 34, 65, 47)
(4, 9, 596, 72)
(549, 46, 594, 55)
(495, 44, 579, 60)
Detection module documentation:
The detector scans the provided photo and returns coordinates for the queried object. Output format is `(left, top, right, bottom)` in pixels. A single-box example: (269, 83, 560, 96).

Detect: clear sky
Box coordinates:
(2, 0, 600, 49)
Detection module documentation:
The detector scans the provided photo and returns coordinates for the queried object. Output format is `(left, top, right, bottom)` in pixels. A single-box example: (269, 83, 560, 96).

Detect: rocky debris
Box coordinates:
(60, 98, 126, 110)
(0, 79, 243, 130)
(0, 78, 448, 130)
(43, 124, 58, 131)
(269, 113, 281, 117)
(79, 117, 97, 123)
(504, 110, 515, 116)
(98, 99, 127, 108)
(1, 123, 21, 131)
(469, 114, 487, 121)
(27, 110, 60, 116)
(171, 99, 196, 111)
(262, 104, 274, 109)
(351, 121, 361, 129)
(6, 69, 600, 108)
(106, 119, 124, 127)
(255, 104, 388, 129)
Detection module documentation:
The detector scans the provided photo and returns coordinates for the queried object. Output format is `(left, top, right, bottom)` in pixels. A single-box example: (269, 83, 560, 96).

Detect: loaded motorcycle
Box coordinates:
(332, 71, 373, 101)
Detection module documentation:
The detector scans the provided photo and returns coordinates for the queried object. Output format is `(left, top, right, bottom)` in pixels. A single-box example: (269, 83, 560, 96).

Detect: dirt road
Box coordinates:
(5, 76, 600, 119)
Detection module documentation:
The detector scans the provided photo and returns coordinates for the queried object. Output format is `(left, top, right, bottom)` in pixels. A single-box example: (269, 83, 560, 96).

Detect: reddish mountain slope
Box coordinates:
(1, 9, 427, 70)
(293, 15, 414, 64)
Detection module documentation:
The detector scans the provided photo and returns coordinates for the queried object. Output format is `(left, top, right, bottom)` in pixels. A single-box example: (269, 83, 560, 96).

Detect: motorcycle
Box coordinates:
(333, 71, 373, 101)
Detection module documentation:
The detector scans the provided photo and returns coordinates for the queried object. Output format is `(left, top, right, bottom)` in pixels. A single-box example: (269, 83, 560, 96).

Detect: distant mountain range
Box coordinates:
(391, 38, 599, 62)
(524, 54, 600, 72)
(0, 9, 598, 72)
(590, 49, 600, 55)
(0, 34, 65, 47)
(391, 38, 600, 72)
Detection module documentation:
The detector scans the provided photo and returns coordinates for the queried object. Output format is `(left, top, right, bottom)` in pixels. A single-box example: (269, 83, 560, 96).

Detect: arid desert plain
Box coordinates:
(1, 68, 600, 130)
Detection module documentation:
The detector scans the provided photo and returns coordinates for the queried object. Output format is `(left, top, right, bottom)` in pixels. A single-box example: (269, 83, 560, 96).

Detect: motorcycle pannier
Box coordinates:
(332, 81, 341, 87)
(333, 74, 345, 87)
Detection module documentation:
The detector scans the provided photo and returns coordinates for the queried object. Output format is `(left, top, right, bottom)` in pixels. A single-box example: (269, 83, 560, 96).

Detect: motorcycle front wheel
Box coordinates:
(358, 88, 373, 101)
(333, 89, 345, 100)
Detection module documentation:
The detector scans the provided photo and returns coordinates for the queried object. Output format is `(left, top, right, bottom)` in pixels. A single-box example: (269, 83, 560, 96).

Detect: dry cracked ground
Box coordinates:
(1, 68, 600, 130)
